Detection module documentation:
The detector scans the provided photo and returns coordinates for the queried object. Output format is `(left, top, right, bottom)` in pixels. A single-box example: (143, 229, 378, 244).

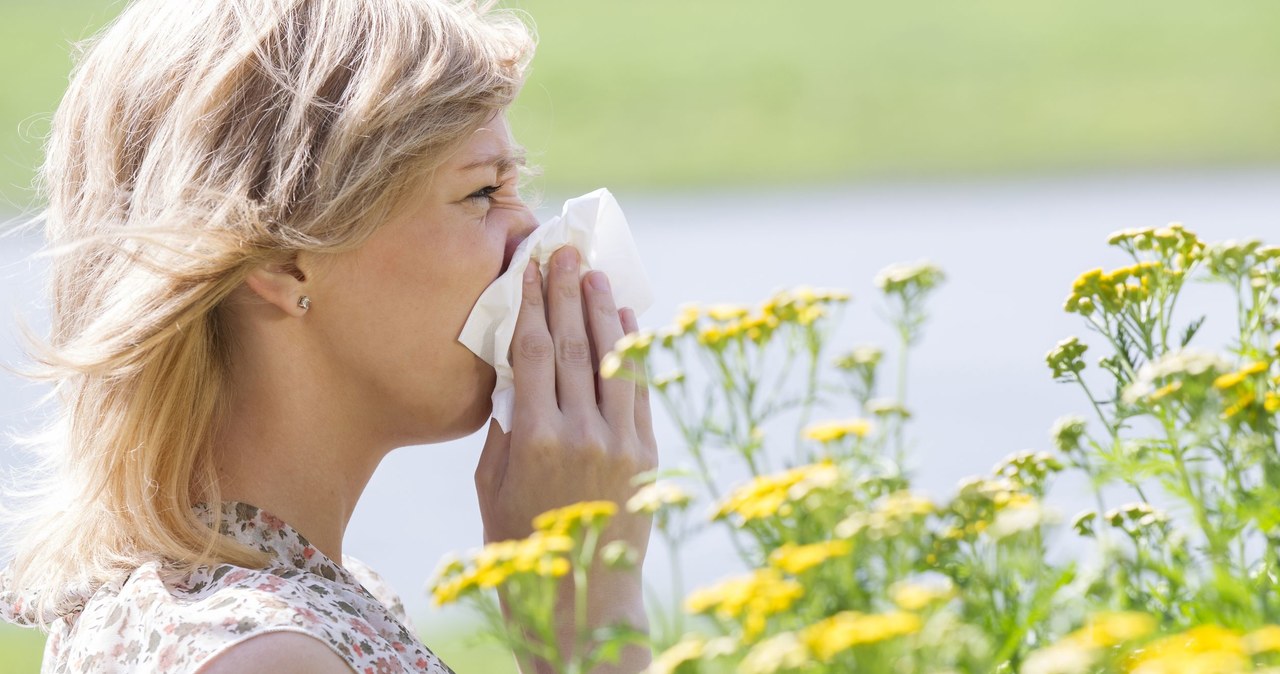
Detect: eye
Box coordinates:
(467, 184, 504, 206)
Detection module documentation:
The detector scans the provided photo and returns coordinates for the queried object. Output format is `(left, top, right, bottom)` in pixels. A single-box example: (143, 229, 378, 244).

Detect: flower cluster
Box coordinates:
(1107, 222, 1204, 272)
(1212, 360, 1278, 426)
(874, 260, 945, 296)
(429, 531, 574, 606)
(766, 540, 853, 575)
(801, 418, 874, 444)
(1063, 261, 1163, 316)
(833, 345, 883, 402)
(532, 500, 618, 536)
(712, 460, 842, 525)
(938, 476, 1039, 541)
(1050, 415, 1088, 454)
(625, 482, 693, 515)
(684, 568, 805, 641)
(1121, 348, 1234, 409)
(434, 224, 1280, 674)
(1047, 336, 1089, 380)
(835, 490, 934, 539)
(601, 330, 656, 379)
(991, 450, 1063, 496)
(1204, 239, 1280, 284)
(1024, 619, 1280, 674)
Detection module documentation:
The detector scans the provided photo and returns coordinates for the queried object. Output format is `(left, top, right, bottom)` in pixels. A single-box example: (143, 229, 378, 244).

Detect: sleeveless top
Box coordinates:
(0, 501, 456, 674)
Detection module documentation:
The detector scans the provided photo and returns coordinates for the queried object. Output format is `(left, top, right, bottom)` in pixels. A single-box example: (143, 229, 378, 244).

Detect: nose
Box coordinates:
(502, 205, 540, 275)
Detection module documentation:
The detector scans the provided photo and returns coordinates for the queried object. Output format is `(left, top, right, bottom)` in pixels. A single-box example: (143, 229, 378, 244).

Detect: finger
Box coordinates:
(547, 247, 596, 415)
(621, 307, 657, 453)
(585, 271, 635, 431)
(511, 261, 557, 421)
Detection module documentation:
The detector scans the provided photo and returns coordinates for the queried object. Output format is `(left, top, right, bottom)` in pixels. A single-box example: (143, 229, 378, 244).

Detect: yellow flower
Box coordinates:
(1128, 625, 1247, 674)
(802, 418, 874, 443)
(1150, 381, 1183, 401)
(889, 580, 955, 611)
(1213, 361, 1269, 389)
(707, 303, 750, 321)
(835, 491, 934, 538)
(801, 611, 921, 661)
(740, 632, 810, 674)
(626, 482, 693, 514)
(742, 312, 781, 344)
(1067, 611, 1156, 648)
(663, 303, 700, 337)
(685, 569, 804, 642)
(697, 324, 730, 349)
(879, 490, 935, 517)
(767, 540, 853, 574)
(713, 460, 842, 524)
(646, 634, 705, 674)
(1245, 625, 1280, 654)
(600, 352, 625, 380)
(1023, 642, 1097, 674)
(532, 500, 618, 535)
(1221, 391, 1255, 421)
(797, 305, 826, 326)
(1064, 262, 1163, 316)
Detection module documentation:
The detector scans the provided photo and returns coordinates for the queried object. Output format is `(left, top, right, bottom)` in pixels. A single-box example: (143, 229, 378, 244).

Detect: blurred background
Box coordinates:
(1, 1, 1278, 671)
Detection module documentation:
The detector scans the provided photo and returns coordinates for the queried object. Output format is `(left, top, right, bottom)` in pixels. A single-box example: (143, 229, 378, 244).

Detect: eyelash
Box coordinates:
(468, 184, 504, 205)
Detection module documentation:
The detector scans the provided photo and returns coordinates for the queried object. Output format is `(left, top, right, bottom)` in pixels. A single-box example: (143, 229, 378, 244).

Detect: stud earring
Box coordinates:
(297, 295, 311, 311)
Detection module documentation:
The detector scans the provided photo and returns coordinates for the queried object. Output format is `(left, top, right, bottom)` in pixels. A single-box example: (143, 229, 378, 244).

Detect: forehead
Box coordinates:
(445, 116, 523, 174)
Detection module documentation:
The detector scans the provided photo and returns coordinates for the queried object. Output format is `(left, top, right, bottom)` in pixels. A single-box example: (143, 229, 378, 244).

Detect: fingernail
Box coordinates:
(524, 261, 538, 283)
(556, 247, 579, 271)
(588, 271, 610, 292)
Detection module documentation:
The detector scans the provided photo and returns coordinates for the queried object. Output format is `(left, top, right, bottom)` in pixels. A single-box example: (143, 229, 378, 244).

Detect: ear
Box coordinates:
(244, 255, 311, 317)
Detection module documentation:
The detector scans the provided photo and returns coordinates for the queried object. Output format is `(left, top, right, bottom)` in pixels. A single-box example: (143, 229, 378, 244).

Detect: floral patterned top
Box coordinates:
(0, 501, 456, 674)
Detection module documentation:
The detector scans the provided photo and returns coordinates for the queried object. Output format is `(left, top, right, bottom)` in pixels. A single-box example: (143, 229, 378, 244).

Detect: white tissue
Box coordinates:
(458, 188, 654, 432)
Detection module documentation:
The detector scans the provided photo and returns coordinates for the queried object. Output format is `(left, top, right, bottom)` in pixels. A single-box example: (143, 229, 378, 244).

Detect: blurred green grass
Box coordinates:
(511, 0, 1280, 191)
(2, 0, 1278, 205)
(0, 620, 518, 673)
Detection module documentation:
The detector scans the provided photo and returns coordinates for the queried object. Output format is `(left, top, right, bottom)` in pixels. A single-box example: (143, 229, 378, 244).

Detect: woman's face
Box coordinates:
(306, 114, 537, 445)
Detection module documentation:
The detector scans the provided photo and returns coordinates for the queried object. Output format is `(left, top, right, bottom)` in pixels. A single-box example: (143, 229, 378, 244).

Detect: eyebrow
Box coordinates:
(458, 147, 528, 175)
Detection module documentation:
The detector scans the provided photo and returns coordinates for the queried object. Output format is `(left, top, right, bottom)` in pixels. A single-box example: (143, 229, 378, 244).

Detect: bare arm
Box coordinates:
(194, 631, 357, 674)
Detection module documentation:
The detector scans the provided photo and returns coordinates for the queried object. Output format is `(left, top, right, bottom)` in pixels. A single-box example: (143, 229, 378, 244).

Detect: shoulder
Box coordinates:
(194, 630, 355, 674)
(50, 561, 396, 673)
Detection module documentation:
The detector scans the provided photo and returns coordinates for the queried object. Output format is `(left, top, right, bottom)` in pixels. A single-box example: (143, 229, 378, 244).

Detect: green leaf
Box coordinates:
(1180, 316, 1207, 347)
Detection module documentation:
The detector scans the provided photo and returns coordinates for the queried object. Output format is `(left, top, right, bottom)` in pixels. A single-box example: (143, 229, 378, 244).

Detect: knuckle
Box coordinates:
(592, 300, 618, 323)
(521, 284, 544, 308)
(555, 277, 580, 300)
(569, 428, 608, 456)
(638, 445, 659, 471)
(557, 337, 592, 365)
(517, 334, 554, 362)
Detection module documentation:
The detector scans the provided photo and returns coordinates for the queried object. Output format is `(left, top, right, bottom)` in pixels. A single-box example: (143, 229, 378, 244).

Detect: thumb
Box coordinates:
(474, 418, 511, 496)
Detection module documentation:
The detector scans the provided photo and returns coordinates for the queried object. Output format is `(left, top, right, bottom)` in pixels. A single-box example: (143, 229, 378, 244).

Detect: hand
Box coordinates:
(475, 245, 658, 560)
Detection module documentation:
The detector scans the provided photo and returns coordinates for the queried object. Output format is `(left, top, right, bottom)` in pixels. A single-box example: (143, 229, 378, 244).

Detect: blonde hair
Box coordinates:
(0, 0, 533, 628)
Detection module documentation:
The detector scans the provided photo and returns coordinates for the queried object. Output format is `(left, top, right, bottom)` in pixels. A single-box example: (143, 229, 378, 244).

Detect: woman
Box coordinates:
(0, 1, 656, 672)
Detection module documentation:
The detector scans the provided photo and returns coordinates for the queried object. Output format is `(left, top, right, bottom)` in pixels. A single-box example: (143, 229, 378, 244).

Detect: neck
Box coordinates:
(212, 335, 392, 565)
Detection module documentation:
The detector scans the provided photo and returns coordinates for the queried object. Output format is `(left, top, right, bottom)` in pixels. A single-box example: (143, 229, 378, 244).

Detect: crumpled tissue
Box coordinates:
(458, 188, 653, 432)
